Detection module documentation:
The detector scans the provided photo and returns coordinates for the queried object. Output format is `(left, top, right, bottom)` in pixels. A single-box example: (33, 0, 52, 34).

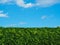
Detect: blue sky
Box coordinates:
(0, 0, 60, 27)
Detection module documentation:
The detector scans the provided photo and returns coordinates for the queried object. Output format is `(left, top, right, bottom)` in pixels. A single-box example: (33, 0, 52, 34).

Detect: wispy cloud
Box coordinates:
(0, 11, 3, 13)
(41, 15, 55, 20)
(19, 22, 27, 25)
(0, 11, 8, 17)
(0, 0, 14, 4)
(9, 24, 17, 27)
(5, 22, 27, 27)
(41, 15, 47, 20)
(0, 0, 9, 4)
(36, 0, 60, 7)
(0, 0, 60, 8)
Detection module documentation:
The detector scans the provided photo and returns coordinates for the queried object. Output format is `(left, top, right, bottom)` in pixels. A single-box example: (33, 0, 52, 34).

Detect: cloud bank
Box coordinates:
(0, 0, 60, 8)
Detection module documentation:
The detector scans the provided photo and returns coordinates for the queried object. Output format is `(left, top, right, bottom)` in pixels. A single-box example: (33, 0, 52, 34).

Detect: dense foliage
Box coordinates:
(0, 27, 60, 45)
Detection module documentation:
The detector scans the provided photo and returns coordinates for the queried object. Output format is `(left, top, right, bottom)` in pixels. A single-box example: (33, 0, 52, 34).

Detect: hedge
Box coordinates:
(0, 27, 60, 45)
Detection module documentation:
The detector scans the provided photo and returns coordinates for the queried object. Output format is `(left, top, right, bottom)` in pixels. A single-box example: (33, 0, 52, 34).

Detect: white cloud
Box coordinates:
(0, 0, 34, 8)
(15, 0, 60, 8)
(0, 14, 8, 17)
(0, 0, 60, 8)
(16, 0, 34, 8)
(0, 11, 8, 17)
(24, 3, 33, 8)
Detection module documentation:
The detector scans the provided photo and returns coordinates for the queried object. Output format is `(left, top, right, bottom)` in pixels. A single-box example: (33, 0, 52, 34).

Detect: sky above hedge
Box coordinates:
(0, 0, 60, 27)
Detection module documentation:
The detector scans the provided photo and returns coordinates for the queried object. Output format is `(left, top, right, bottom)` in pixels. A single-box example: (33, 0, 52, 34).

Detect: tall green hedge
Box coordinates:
(0, 27, 60, 45)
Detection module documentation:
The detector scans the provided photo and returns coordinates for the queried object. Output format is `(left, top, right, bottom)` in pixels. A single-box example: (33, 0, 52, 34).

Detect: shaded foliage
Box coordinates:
(0, 27, 60, 45)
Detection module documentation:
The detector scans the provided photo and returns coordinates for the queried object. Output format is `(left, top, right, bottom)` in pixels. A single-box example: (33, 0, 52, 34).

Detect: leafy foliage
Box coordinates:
(0, 27, 60, 45)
